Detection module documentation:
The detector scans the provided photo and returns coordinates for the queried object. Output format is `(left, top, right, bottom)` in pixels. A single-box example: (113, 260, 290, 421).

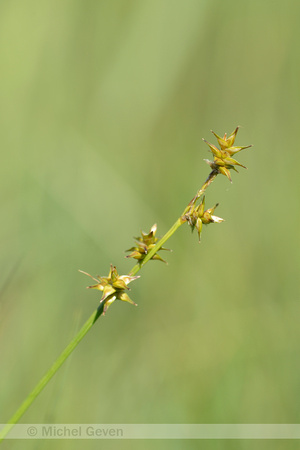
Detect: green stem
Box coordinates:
(186, 170, 218, 209)
(0, 303, 104, 442)
(0, 172, 216, 442)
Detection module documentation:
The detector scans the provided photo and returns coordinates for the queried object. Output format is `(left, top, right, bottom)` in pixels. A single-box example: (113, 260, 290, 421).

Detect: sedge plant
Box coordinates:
(0, 127, 252, 441)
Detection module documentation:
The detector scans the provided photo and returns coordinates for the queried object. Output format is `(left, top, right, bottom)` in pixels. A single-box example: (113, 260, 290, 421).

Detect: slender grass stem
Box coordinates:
(186, 170, 218, 209)
(0, 172, 216, 442)
(0, 304, 104, 442)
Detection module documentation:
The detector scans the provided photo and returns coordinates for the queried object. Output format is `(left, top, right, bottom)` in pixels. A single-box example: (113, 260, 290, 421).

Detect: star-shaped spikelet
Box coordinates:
(203, 127, 252, 182)
(79, 265, 139, 314)
(126, 224, 171, 264)
(186, 196, 224, 242)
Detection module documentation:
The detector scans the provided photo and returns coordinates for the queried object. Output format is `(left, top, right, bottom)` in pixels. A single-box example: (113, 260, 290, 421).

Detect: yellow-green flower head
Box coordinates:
(126, 223, 171, 264)
(186, 196, 224, 242)
(203, 127, 252, 182)
(79, 264, 139, 314)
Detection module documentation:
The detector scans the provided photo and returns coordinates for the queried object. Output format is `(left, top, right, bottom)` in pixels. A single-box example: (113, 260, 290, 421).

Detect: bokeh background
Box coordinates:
(1, 1, 300, 449)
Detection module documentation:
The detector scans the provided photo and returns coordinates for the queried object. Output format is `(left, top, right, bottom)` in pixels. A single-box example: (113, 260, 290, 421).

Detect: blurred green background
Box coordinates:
(1, 0, 300, 449)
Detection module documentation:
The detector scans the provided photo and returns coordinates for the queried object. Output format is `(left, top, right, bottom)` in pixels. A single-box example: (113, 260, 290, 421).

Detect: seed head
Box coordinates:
(79, 265, 139, 314)
(203, 127, 252, 182)
(185, 196, 224, 242)
(126, 224, 171, 264)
